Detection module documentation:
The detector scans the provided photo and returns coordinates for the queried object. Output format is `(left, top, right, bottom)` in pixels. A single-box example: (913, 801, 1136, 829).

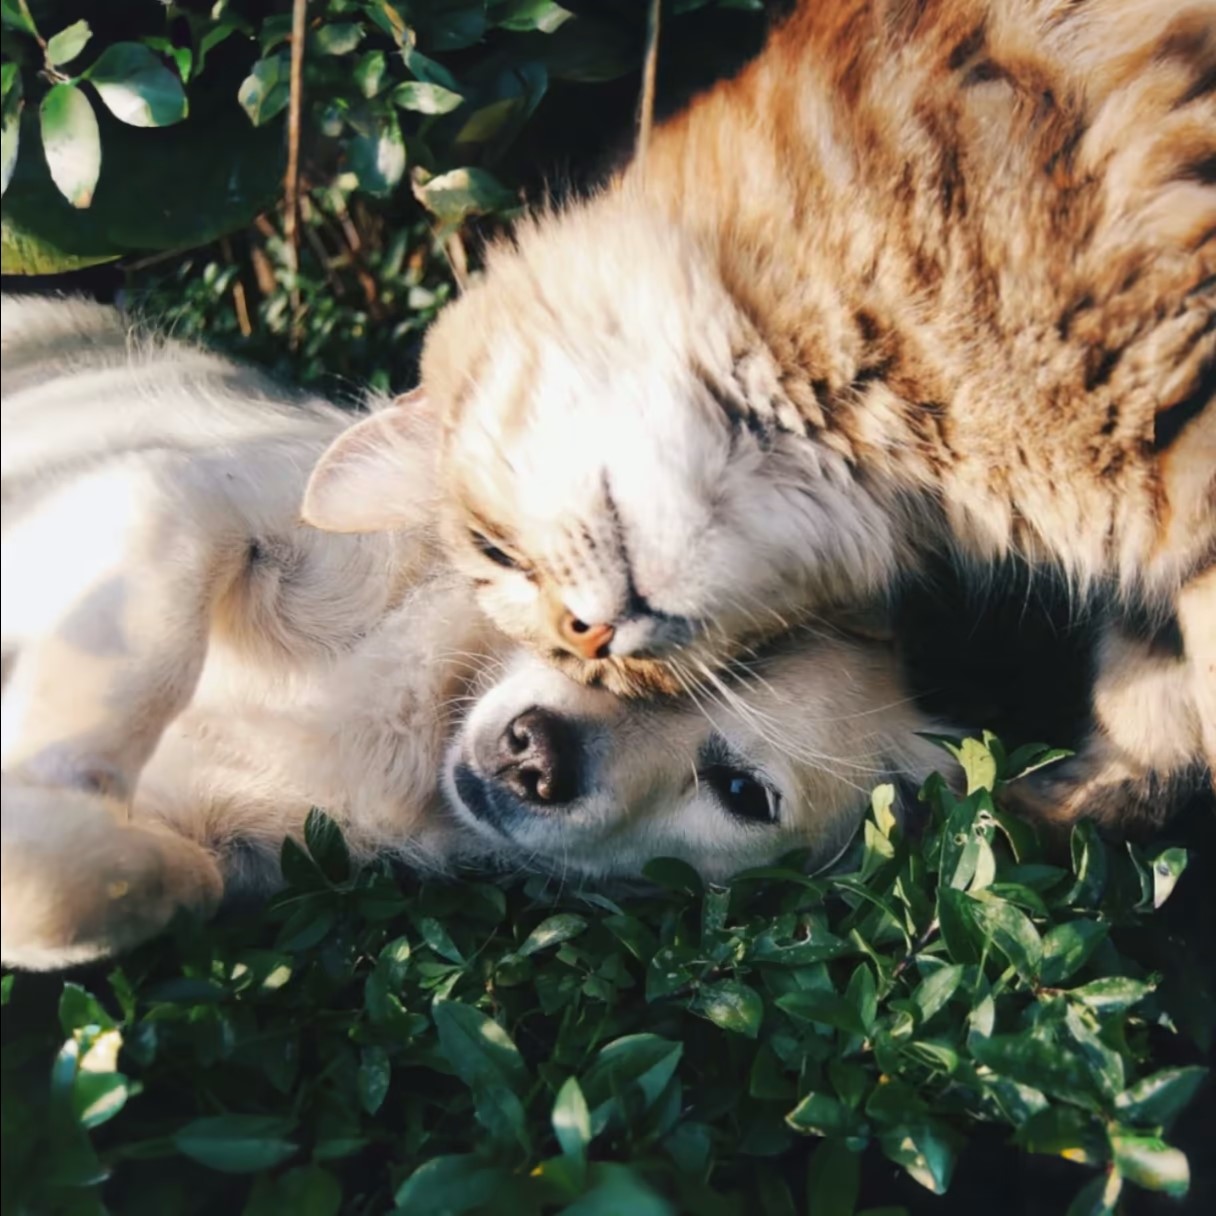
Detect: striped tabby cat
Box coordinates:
(306, 0, 1215, 823)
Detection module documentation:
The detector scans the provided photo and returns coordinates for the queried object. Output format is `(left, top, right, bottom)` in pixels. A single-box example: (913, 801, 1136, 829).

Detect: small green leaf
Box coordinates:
(786, 1091, 862, 1138)
(391, 81, 465, 114)
(641, 856, 704, 897)
(348, 108, 406, 196)
(238, 54, 290, 127)
(358, 1046, 391, 1116)
(1148, 847, 1187, 909)
(1039, 920, 1108, 985)
(580, 1034, 683, 1135)
(936, 887, 981, 964)
(46, 20, 91, 68)
(414, 915, 465, 963)
(1, 0, 37, 37)
(806, 1140, 861, 1216)
(393, 1155, 515, 1215)
(563, 1163, 675, 1216)
(86, 42, 187, 127)
(878, 1119, 960, 1194)
(1109, 1130, 1190, 1197)
(776, 990, 867, 1037)
(39, 83, 100, 207)
(519, 913, 588, 956)
(353, 50, 389, 99)
(911, 964, 963, 1023)
(173, 1115, 297, 1174)
(693, 979, 764, 1038)
(552, 1076, 592, 1158)
(303, 808, 350, 882)
(966, 895, 1042, 982)
(1065, 1170, 1123, 1216)
(1114, 1066, 1207, 1128)
(412, 165, 517, 227)
(59, 983, 116, 1034)
(1066, 975, 1156, 1012)
(956, 737, 998, 793)
(73, 1071, 131, 1129)
(312, 23, 364, 56)
(433, 1002, 531, 1149)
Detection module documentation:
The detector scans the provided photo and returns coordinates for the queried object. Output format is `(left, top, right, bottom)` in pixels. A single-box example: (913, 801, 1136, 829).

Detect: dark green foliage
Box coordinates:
(2, 742, 1210, 1215)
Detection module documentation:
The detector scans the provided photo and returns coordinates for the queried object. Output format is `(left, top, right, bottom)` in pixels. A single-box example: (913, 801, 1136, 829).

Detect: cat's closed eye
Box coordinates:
(470, 530, 521, 570)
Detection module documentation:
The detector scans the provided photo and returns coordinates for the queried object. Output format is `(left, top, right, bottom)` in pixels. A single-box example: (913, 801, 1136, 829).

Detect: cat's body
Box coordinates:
(2, 295, 970, 970)
(307, 0, 1214, 809)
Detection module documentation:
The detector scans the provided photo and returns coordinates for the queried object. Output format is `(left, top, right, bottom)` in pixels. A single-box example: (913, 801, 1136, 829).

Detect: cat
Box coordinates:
(2, 294, 959, 970)
(304, 0, 1215, 815)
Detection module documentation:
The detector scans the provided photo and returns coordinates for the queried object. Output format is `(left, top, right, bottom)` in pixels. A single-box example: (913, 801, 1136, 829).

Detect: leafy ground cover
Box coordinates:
(3, 738, 1212, 1216)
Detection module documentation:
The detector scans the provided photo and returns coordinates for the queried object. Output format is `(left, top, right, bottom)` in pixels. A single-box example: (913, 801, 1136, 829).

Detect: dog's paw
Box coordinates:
(1, 776, 223, 970)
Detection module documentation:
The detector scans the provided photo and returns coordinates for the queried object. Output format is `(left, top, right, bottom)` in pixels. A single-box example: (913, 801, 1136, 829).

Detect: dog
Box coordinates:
(2, 296, 966, 971)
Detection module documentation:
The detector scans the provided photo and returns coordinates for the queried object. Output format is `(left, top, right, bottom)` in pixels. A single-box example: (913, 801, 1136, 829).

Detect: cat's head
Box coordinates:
(305, 203, 895, 694)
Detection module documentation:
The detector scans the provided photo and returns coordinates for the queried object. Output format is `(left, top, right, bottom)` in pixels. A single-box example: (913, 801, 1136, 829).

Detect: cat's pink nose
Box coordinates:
(558, 611, 615, 661)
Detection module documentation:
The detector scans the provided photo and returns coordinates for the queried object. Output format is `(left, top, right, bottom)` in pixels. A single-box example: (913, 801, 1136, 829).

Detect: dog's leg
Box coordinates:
(1, 459, 243, 967)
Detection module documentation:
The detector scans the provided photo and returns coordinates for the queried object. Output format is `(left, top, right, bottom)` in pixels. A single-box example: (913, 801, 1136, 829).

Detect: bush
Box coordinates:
(3, 737, 1211, 1215)
(1, 0, 771, 389)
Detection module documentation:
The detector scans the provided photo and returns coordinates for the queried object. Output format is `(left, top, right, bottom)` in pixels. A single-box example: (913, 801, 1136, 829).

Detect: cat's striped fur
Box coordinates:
(307, 0, 1215, 817)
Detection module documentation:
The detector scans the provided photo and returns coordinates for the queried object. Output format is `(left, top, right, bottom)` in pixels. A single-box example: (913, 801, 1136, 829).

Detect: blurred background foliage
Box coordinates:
(1, 0, 780, 391)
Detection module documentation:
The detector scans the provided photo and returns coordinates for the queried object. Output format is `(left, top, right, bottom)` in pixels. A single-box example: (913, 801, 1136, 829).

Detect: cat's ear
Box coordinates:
(301, 387, 436, 533)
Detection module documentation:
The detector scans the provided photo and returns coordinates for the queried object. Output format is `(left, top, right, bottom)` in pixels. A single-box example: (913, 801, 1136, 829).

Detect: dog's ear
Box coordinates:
(302, 388, 435, 533)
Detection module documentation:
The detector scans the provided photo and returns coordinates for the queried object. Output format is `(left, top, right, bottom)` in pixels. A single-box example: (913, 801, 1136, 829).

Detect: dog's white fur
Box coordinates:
(1, 296, 950, 970)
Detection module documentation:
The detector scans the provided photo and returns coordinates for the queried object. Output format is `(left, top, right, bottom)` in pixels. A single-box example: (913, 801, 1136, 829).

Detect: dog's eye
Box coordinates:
(704, 764, 780, 825)
(470, 530, 519, 570)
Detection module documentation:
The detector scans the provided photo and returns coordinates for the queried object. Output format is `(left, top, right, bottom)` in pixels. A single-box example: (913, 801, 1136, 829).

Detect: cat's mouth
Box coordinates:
(547, 650, 686, 698)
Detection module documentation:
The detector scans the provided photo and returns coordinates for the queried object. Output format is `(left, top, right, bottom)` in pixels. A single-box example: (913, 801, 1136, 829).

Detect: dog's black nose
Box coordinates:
(494, 708, 579, 805)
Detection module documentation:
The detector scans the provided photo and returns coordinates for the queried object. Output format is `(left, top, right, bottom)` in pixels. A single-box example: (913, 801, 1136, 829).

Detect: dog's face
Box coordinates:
(445, 635, 943, 882)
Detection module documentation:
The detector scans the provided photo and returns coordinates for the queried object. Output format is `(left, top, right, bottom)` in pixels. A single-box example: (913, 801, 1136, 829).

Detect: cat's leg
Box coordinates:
(1176, 567, 1216, 789)
(1, 457, 246, 966)
(1004, 616, 1209, 836)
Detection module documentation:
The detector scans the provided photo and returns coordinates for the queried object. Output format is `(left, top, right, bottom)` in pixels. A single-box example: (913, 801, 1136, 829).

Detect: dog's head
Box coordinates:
(445, 633, 944, 882)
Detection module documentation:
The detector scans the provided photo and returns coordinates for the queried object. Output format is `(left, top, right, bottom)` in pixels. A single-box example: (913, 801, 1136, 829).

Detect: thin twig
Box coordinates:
(284, 0, 308, 350)
(636, 0, 662, 165)
(220, 236, 253, 337)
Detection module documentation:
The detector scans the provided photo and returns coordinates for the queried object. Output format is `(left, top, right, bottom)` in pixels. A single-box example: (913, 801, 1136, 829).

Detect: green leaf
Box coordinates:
(776, 990, 867, 1037)
(785, 1091, 862, 1138)
(59, 983, 116, 1034)
(353, 50, 389, 99)
(1003, 743, 1073, 782)
(414, 915, 465, 963)
(1, 0, 37, 37)
(911, 964, 963, 1023)
(173, 1115, 297, 1174)
(73, 1069, 133, 1129)
(972, 1028, 1106, 1110)
(966, 894, 1042, 982)
(348, 108, 406, 196)
(641, 856, 705, 897)
(86, 43, 187, 127)
(1039, 920, 1107, 985)
(1109, 1130, 1190, 1196)
(1114, 1066, 1207, 1128)
(519, 913, 588, 956)
(552, 1076, 592, 1157)
(238, 54, 290, 127)
(563, 1163, 675, 1216)
(245, 1166, 342, 1216)
(312, 23, 364, 56)
(46, 20, 91, 68)
(0, 972, 12, 1004)
(433, 1001, 531, 1149)
(955, 737, 998, 793)
(1066, 822, 1108, 908)
(39, 83, 100, 207)
(393, 1155, 515, 1215)
(358, 1045, 391, 1116)
(580, 1034, 683, 1135)
(693, 979, 764, 1038)
(1066, 975, 1156, 1012)
(303, 808, 350, 883)
(878, 1119, 960, 1194)
(495, 1, 574, 33)
(392, 81, 465, 114)
(806, 1140, 861, 1216)
(1065, 1171, 1123, 1216)
(1148, 847, 1187, 908)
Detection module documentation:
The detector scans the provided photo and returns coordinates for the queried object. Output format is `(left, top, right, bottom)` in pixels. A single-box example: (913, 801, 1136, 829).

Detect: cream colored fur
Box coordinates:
(1, 296, 953, 970)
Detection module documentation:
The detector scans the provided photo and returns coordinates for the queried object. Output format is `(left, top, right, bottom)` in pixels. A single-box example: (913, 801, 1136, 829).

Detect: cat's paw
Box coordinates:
(1, 776, 223, 970)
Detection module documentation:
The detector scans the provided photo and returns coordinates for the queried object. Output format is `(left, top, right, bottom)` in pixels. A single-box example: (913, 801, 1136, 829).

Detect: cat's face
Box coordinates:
(445, 634, 937, 882)
(303, 209, 895, 694)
